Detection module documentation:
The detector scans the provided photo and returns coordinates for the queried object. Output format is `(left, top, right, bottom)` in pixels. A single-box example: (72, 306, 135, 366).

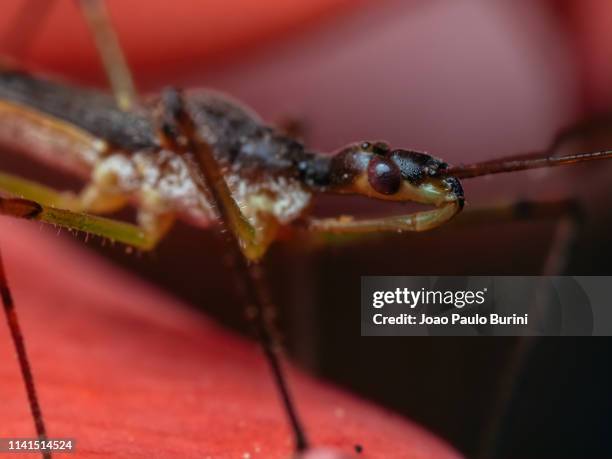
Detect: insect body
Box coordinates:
(0, 69, 465, 259)
(2, 2, 612, 458)
(0, 63, 467, 458)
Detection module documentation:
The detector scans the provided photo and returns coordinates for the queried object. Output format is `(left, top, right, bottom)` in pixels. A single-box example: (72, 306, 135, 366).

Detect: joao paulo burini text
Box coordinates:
(371, 288, 528, 326)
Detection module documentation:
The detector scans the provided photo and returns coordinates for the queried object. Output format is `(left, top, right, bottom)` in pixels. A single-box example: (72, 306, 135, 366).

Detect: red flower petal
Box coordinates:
(0, 220, 461, 458)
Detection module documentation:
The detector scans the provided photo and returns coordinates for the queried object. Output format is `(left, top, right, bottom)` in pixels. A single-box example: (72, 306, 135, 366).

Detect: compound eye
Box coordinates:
(367, 156, 401, 195)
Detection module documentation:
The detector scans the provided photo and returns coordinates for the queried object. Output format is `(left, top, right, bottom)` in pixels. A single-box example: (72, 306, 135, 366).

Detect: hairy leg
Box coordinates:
(159, 87, 310, 451)
(0, 171, 172, 250)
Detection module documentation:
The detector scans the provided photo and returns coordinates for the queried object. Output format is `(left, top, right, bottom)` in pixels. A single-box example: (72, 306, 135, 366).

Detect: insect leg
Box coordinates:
(452, 199, 581, 229)
(308, 201, 461, 234)
(0, 171, 82, 209)
(0, 171, 128, 214)
(436, 199, 583, 275)
(78, 0, 137, 111)
(0, 192, 166, 252)
(160, 88, 310, 452)
(157, 89, 279, 261)
(0, 170, 175, 249)
(0, 194, 169, 250)
(0, 247, 51, 459)
(452, 199, 583, 459)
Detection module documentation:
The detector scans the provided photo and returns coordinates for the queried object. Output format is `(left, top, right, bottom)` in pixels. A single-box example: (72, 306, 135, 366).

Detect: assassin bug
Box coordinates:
(1, 1, 612, 458)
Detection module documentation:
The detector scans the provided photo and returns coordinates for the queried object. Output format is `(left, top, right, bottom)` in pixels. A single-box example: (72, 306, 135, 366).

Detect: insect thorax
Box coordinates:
(91, 90, 316, 227)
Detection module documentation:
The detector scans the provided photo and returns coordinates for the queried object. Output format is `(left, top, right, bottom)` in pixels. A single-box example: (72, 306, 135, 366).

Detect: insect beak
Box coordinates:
(384, 170, 464, 211)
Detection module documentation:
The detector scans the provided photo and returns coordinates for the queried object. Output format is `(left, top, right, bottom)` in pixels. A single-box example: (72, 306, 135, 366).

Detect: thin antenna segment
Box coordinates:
(446, 149, 612, 179)
(0, 248, 51, 459)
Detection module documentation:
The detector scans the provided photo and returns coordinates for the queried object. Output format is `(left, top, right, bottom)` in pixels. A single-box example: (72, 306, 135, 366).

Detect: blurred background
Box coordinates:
(0, 1, 611, 458)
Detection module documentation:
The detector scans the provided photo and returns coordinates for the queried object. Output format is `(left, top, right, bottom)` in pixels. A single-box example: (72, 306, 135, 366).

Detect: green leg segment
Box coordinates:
(0, 171, 167, 250)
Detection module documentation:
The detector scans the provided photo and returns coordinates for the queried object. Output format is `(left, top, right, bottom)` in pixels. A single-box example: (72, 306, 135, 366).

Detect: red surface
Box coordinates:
(1, 2, 609, 457)
(0, 220, 461, 458)
(0, 0, 361, 88)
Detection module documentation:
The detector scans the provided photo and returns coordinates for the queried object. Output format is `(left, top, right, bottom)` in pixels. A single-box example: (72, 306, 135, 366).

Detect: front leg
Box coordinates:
(308, 202, 461, 234)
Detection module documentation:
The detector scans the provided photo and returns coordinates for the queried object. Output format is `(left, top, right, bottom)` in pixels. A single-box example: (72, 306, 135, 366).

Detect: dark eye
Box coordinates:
(367, 156, 401, 195)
